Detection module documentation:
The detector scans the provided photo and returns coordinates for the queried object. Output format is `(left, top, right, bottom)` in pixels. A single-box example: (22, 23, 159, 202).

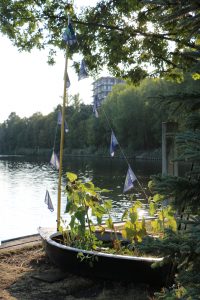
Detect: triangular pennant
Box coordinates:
(78, 59, 89, 81)
(64, 120, 69, 133)
(123, 166, 137, 193)
(63, 18, 77, 46)
(44, 190, 54, 212)
(65, 72, 70, 88)
(93, 102, 99, 118)
(110, 131, 119, 157)
(50, 151, 60, 170)
(57, 111, 69, 133)
(93, 95, 100, 118)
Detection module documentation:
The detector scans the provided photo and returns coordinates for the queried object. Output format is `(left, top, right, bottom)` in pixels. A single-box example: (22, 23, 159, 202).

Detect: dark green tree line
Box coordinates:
(1, 77, 199, 155)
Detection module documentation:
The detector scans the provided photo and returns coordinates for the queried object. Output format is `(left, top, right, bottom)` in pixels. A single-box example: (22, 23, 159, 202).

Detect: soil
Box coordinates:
(0, 243, 157, 300)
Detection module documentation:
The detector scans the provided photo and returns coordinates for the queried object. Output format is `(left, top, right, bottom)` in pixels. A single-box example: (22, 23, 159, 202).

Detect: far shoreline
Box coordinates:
(0, 147, 162, 161)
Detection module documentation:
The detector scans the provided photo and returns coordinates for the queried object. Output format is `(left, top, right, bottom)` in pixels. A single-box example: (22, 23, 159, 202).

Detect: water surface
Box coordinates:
(0, 155, 164, 242)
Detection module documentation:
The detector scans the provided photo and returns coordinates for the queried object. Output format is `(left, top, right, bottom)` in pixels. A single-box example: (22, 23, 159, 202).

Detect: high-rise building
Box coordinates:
(92, 76, 124, 104)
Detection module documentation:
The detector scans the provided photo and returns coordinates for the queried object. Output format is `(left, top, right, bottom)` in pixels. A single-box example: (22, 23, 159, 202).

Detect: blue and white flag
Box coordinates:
(64, 120, 69, 133)
(50, 151, 60, 170)
(110, 131, 119, 157)
(78, 59, 88, 81)
(93, 95, 100, 118)
(93, 101, 99, 118)
(44, 190, 54, 212)
(63, 18, 77, 46)
(57, 111, 69, 133)
(65, 72, 70, 88)
(123, 166, 137, 193)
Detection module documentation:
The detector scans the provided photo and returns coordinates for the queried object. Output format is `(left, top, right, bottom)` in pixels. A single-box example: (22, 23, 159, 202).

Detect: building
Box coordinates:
(92, 76, 124, 104)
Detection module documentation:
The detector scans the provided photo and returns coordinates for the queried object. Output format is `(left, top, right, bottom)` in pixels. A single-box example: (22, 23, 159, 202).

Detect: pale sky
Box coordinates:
(0, 1, 100, 123)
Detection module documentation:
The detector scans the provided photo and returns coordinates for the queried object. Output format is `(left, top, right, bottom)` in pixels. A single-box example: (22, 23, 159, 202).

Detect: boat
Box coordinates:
(38, 227, 172, 286)
(38, 11, 173, 287)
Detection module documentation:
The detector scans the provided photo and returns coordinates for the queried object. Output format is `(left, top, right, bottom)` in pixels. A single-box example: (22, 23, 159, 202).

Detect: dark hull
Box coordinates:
(38, 227, 172, 286)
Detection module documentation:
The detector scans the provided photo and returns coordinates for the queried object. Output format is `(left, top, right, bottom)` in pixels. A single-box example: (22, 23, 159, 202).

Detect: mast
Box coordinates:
(57, 46, 68, 231)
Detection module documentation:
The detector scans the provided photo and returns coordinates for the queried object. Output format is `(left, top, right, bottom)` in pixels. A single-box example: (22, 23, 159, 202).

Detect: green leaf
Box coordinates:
(104, 200, 112, 210)
(167, 217, 177, 231)
(153, 193, 164, 203)
(69, 215, 76, 230)
(124, 226, 136, 241)
(121, 209, 128, 221)
(149, 202, 156, 216)
(66, 172, 77, 182)
(101, 189, 110, 193)
(192, 73, 200, 80)
(65, 199, 72, 213)
(106, 217, 114, 230)
(96, 205, 106, 214)
(84, 181, 94, 189)
(129, 211, 138, 223)
(151, 220, 160, 233)
(97, 216, 102, 225)
(75, 208, 86, 227)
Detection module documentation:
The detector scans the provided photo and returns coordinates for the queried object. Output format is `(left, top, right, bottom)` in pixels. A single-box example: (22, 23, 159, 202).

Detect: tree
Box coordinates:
(146, 106, 200, 299)
(0, 1, 199, 82)
(69, 93, 82, 111)
(108, 81, 169, 149)
(3, 112, 25, 152)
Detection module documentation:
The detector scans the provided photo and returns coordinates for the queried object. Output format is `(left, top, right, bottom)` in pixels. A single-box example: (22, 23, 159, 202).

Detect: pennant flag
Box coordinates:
(57, 110, 62, 125)
(64, 120, 69, 133)
(65, 72, 70, 88)
(50, 151, 60, 170)
(123, 166, 137, 193)
(78, 59, 88, 81)
(110, 131, 119, 157)
(93, 95, 100, 118)
(44, 190, 54, 212)
(63, 18, 77, 46)
(57, 111, 69, 133)
(93, 101, 99, 118)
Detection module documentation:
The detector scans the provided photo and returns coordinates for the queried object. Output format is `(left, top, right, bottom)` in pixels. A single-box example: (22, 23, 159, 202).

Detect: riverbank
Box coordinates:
(0, 241, 156, 300)
(0, 147, 162, 160)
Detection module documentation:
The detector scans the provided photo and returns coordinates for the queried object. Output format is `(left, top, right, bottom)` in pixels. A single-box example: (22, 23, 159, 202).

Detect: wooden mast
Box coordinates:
(57, 46, 68, 231)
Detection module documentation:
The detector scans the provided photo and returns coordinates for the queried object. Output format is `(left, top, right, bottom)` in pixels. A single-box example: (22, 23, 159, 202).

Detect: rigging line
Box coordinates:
(100, 105, 149, 201)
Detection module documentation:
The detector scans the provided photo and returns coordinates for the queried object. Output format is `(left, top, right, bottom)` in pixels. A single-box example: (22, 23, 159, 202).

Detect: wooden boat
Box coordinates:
(38, 227, 172, 286)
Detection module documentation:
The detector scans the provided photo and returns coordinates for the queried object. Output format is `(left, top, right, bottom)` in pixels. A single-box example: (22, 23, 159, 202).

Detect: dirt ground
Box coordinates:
(0, 243, 158, 300)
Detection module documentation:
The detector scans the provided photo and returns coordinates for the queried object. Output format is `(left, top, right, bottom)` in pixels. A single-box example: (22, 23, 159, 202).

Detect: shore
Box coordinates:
(0, 239, 157, 300)
(0, 147, 162, 161)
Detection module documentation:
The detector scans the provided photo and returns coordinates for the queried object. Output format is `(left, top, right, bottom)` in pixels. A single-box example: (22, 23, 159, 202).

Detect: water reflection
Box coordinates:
(0, 155, 190, 242)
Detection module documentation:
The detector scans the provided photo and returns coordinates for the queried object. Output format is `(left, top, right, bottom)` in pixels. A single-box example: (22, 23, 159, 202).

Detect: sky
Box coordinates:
(0, 0, 100, 123)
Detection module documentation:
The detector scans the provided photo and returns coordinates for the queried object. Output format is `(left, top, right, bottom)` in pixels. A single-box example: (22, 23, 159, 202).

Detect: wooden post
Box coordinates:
(162, 123, 167, 175)
(57, 47, 68, 231)
(162, 122, 178, 176)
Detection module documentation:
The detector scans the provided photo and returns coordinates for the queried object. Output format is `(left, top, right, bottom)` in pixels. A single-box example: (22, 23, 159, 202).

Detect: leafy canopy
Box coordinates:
(0, 1, 200, 81)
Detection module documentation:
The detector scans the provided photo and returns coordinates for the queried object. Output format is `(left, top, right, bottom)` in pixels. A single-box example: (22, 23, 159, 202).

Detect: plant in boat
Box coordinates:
(60, 172, 120, 251)
(121, 200, 147, 243)
(59, 172, 177, 259)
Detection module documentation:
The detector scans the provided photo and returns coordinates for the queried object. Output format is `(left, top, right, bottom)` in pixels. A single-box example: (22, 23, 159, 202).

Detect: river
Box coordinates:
(0, 155, 175, 243)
